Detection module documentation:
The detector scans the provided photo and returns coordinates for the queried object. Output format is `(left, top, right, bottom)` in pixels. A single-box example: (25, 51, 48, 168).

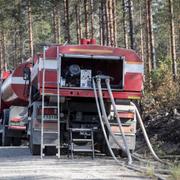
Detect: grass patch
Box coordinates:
(145, 162, 155, 177)
(171, 164, 180, 180)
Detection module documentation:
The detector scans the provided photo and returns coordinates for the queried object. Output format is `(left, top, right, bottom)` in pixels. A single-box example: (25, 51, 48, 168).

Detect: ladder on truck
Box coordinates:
(69, 128, 95, 159)
(41, 46, 61, 158)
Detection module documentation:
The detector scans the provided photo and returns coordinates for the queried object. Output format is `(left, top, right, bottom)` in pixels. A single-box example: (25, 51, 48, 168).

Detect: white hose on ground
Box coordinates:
(105, 78, 132, 165)
(96, 77, 132, 165)
(130, 101, 164, 163)
(92, 79, 122, 164)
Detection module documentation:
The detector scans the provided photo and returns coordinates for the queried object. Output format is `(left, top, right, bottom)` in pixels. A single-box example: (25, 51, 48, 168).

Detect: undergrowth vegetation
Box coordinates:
(170, 164, 180, 180)
(140, 59, 180, 155)
(143, 59, 180, 114)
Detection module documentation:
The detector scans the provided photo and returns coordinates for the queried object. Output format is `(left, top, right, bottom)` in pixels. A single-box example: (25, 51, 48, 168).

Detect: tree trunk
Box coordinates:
(147, 0, 156, 69)
(0, 29, 6, 71)
(100, 0, 105, 45)
(52, 2, 61, 44)
(168, 0, 177, 80)
(90, 0, 94, 39)
(84, 0, 89, 39)
(64, 0, 70, 42)
(28, 0, 33, 58)
(105, 1, 109, 45)
(127, 0, 135, 50)
(112, 0, 117, 47)
(75, 5, 80, 44)
(79, 3, 82, 41)
(56, 2, 61, 44)
(145, 0, 152, 86)
(99, 6, 102, 45)
(122, 0, 128, 48)
(108, 0, 114, 46)
(52, 6, 57, 43)
(139, 1, 144, 61)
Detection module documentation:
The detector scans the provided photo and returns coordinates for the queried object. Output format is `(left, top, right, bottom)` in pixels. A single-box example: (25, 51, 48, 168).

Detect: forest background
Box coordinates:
(0, 0, 179, 154)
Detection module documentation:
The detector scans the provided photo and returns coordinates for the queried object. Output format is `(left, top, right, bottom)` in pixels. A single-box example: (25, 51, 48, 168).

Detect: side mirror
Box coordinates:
(23, 67, 31, 80)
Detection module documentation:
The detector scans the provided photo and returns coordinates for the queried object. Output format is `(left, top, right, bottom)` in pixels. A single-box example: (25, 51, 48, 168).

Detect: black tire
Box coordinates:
(2, 109, 11, 146)
(29, 134, 40, 155)
(30, 144, 40, 155)
(2, 128, 11, 146)
(12, 138, 21, 146)
(0, 133, 2, 146)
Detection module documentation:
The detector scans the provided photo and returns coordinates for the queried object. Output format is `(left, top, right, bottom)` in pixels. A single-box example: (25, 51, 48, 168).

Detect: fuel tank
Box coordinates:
(1, 61, 31, 107)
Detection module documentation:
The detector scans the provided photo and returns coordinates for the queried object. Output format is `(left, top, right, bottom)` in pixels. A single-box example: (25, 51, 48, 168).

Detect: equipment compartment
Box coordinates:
(61, 56, 124, 89)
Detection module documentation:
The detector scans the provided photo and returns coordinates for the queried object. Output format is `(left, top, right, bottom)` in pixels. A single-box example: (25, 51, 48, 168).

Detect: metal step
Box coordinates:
(72, 139, 92, 142)
(44, 106, 58, 108)
(71, 128, 93, 132)
(69, 127, 95, 159)
(72, 149, 93, 152)
(43, 119, 58, 123)
(110, 122, 134, 126)
(43, 130, 58, 134)
(43, 143, 59, 147)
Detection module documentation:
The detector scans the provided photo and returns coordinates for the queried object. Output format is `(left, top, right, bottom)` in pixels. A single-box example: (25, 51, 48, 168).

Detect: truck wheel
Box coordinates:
(2, 109, 11, 146)
(29, 132, 40, 155)
(30, 144, 40, 155)
(12, 138, 21, 146)
(2, 128, 11, 146)
(0, 134, 2, 145)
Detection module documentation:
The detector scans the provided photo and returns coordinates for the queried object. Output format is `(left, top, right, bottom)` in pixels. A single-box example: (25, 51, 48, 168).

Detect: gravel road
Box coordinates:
(0, 146, 153, 180)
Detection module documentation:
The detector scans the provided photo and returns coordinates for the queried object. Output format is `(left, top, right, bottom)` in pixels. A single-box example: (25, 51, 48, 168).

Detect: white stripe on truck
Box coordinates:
(39, 59, 57, 70)
(125, 62, 144, 74)
(1, 76, 29, 92)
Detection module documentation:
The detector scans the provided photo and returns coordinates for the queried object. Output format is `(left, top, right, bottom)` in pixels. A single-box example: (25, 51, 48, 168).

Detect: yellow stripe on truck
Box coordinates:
(128, 96, 141, 100)
(69, 48, 113, 54)
(126, 61, 143, 64)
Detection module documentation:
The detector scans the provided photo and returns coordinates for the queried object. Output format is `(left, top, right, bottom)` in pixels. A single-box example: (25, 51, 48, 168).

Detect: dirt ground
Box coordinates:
(0, 146, 153, 180)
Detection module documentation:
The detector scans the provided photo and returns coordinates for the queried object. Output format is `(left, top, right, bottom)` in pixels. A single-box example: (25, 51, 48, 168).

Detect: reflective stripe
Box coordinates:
(39, 59, 57, 70)
(63, 54, 121, 60)
(1, 76, 29, 92)
(69, 48, 113, 54)
(125, 62, 144, 74)
(11, 77, 29, 84)
(8, 126, 26, 130)
(1, 76, 29, 102)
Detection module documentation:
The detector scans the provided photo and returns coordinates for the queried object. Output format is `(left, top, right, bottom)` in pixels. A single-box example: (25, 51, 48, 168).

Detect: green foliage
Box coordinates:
(144, 58, 180, 112)
(33, 20, 52, 43)
(143, 161, 156, 178)
(151, 58, 172, 89)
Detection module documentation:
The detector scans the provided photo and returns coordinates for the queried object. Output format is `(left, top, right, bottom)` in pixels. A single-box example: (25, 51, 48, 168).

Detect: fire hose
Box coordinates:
(93, 77, 132, 165)
(93, 76, 170, 166)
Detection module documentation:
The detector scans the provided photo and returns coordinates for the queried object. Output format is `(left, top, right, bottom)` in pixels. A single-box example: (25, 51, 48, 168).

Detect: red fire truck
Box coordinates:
(26, 39, 143, 157)
(0, 61, 31, 146)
